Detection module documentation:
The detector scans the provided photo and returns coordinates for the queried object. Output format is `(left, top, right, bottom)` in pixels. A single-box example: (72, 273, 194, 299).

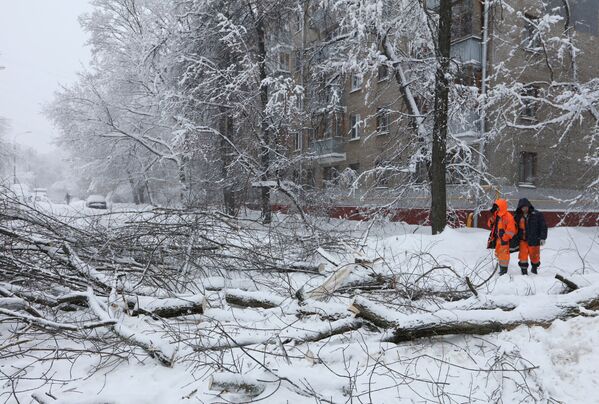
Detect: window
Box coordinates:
(519, 152, 537, 184)
(378, 64, 390, 81)
(524, 14, 541, 49)
(294, 131, 302, 151)
(278, 52, 290, 72)
(351, 74, 363, 92)
(376, 108, 390, 134)
(412, 161, 429, 184)
(322, 166, 339, 189)
(303, 127, 315, 143)
(451, 0, 473, 39)
(350, 114, 361, 139)
(326, 113, 343, 138)
(520, 85, 539, 118)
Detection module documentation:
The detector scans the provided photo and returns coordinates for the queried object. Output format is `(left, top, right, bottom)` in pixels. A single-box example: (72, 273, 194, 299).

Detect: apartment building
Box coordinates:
(280, 0, 599, 208)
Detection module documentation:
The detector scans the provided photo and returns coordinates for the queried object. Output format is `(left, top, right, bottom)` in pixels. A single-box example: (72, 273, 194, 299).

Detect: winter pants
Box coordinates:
(495, 242, 510, 268)
(518, 241, 540, 270)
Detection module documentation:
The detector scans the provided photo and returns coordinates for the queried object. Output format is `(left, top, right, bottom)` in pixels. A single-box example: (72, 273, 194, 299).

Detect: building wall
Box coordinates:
(485, 0, 599, 190)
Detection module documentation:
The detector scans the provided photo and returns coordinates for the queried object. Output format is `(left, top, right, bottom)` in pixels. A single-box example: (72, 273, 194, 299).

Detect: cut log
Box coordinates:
(208, 373, 266, 397)
(350, 296, 400, 329)
(130, 294, 204, 318)
(225, 289, 285, 309)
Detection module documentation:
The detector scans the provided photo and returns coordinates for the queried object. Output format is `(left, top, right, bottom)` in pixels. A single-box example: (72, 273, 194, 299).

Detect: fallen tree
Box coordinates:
(351, 285, 599, 343)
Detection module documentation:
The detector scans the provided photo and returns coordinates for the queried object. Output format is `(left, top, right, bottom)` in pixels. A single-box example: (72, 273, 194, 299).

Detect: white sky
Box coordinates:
(0, 0, 92, 153)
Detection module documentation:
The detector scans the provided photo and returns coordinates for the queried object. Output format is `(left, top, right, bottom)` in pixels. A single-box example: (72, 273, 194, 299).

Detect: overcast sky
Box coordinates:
(0, 0, 92, 153)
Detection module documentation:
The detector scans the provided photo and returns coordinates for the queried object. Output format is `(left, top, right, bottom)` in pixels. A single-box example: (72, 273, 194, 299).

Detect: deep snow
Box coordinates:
(2, 208, 599, 403)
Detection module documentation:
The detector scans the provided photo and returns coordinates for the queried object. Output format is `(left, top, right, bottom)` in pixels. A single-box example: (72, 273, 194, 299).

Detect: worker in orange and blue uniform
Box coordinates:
(487, 199, 517, 276)
(514, 198, 547, 275)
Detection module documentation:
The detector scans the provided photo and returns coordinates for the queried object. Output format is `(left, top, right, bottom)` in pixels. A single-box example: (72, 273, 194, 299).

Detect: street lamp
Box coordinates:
(13, 130, 31, 185)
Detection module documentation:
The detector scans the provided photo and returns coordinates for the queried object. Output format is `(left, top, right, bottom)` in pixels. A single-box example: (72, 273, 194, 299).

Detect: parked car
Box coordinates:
(30, 188, 50, 204)
(86, 194, 107, 209)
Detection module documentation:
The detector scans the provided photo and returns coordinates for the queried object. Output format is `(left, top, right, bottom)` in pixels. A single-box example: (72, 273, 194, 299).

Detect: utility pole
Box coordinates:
(473, 0, 491, 228)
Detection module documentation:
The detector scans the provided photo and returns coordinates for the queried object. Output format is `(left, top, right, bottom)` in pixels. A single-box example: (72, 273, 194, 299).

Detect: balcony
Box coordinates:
(309, 136, 346, 164)
(449, 108, 480, 143)
(451, 37, 482, 65)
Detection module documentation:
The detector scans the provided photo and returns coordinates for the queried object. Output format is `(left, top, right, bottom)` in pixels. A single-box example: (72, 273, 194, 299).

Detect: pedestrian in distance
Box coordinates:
(514, 198, 548, 275)
(487, 199, 517, 276)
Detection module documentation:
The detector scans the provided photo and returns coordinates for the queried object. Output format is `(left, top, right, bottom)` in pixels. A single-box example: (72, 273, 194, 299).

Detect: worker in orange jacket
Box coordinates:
(487, 199, 517, 276)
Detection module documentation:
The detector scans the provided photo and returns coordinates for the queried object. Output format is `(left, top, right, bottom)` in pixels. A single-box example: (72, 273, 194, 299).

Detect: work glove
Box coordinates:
(540, 239, 545, 246)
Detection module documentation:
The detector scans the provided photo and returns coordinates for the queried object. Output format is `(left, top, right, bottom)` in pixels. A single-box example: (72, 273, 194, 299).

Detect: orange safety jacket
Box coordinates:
(487, 199, 517, 246)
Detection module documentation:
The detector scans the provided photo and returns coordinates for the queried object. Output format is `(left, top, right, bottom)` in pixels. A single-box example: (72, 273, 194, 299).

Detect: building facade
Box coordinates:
(275, 0, 599, 211)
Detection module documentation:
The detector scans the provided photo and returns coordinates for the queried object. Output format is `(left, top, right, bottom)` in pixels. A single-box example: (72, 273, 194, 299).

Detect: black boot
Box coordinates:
(531, 263, 539, 274)
(519, 262, 528, 275)
(499, 266, 508, 276)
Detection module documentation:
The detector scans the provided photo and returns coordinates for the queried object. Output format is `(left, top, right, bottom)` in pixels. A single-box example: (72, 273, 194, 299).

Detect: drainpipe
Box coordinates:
(473, 0, 490, 228)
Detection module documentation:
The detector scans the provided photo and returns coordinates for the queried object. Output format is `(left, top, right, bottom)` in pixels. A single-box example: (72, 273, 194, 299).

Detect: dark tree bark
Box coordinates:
(430, 0, 453, 235)
(253, 3, 272, 224)
(219, 112, 237, 215)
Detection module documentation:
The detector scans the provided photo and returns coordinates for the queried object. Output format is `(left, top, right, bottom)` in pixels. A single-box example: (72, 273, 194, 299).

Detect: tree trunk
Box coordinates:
(219, 112, 237, 216)
(225, 289, 285, 309)
(128, 174, 140, 205)
(254, 5, 272, 224)
(430, 0, 453, 235)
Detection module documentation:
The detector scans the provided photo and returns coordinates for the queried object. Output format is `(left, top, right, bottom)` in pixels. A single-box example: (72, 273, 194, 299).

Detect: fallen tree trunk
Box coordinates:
(350, 296, 400, 329)
(225, 289, 285, 309)
(351, 286, 599, 343)
(384, 286, 599, 343)
(129, 294, 204, 318)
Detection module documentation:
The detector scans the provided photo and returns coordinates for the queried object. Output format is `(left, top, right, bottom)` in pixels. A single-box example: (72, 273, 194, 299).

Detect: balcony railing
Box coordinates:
(309, 136, 346, 164)
(451, 37, 482, 65)
(449, 108, 480, 142)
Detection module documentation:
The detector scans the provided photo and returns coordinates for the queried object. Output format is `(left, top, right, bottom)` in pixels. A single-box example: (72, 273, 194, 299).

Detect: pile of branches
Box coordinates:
(0, 190, 348, 364)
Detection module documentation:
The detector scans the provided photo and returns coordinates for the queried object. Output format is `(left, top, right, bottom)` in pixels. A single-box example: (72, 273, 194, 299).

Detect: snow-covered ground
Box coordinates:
(2, 207, 599, 403)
